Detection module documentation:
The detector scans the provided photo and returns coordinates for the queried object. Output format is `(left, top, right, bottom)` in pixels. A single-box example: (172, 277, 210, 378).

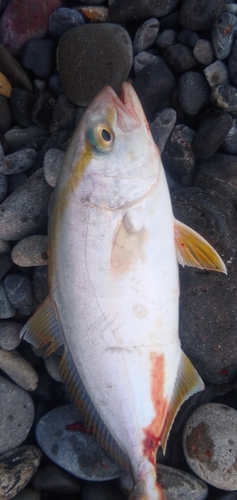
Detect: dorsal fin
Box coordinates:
(174, 219, 227, 274)
(160, 351, 204, 453)
(20, 295, 64, 356)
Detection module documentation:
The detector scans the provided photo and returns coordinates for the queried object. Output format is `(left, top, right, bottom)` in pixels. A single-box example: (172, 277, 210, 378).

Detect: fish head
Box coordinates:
(59, 82, 161, 210)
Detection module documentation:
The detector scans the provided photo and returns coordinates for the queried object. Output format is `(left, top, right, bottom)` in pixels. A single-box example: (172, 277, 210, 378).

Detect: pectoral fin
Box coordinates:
(20, 295, 64, 356)
(174, 219, 227, 274)
(160, 351, 204, 453)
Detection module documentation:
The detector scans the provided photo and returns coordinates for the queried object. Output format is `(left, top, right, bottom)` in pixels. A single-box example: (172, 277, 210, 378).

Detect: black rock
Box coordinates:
(10, 88, 35, 128)
(228, 39, 237, 87)
(0, 172, 7, 203)
(81, 481, 124, 500)
(49, 95, 76, 134)
(162, 124, 196, 185)
(212, 12, 237, 60)
(0, 96, 12, 133)
(164, 44, 197, 72)
(133, 18, 160, 56)
(155, 29, 177, 49)
(204, 60, 229, 88)
(109, 0, 179, 22)
(151, 108, 177, 154)
(178, 71, 210, 115)
(31, 92, 55, 129)
(177, 28, 199, 48)
(8, 172, 27, 194)
(193, 39, 214, 66)
(133, 52, 162, 75)
(222, 117, 237, 154)
(48, 74, 64, 97)
(211, 83, 237, 115)
(32, 265, 48, 308)
(159, 11, 180, 31)
(193, 109, 233, 158)
(4, 125, 49, 152)
(179, 0, 226, 31)
(4, 273, 33, 316)
(0, 43, 33, 93)
(42, 130, 71, 152)
(32, 465, 81, 495)
(132, 59, 175, 119)
(0, 252, 12, 280)
(21, 39, 57, 80)
(49, 7, 85, 40)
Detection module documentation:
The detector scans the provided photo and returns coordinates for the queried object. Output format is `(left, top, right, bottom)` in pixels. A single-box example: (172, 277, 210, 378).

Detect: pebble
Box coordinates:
(0, 320, 22, 350)
(44, 353, 62, 382)
(57, 24, 133, 106)
(0, 145, 37, 175)
(179, 0, 226, 30)
(0, 43, 33, 93)
(155, 29, 177, 49)
(32, 464, 81, 495)
(183, 403, 237, 490)
(76, 6, 109, 23)
(0, 168, 52, 241)
(12, 487, 41, 500)
(81, 481, 125, 500)
(0, 280, 15, 318)
(222, 117, 237, 154)
(48, 73, 64, 97)
(177, 28, 199, 48)
(151, 108, 177, 154)
(31, 91, 55, 129)
(193, 109, 233, 158)
(10, 88, 35, 128)
(193, 39, 214, 65)
(43, 148, 64, 187)
(0, 171, 8, 202)
(204, 60, 229, 88)
(12, 235, 48, 267)
(8, 172, 27, 194)
(21, 39, 57, 80)
(4, 126, 49, 152)
(212, 12, 237, 60)
(0, 0, 61, 56)
(162, 124, 196, 186)
(0, 252, 12, 280)
(109, 0, 179, 22)
(36, 404, 124, 481)
(133, 51, 161, 75)
(0, 348, 38, 390)
(0, 71, 12, 97)
(0, 445, 42, 499)
(132, 59, 175, 118)
(133, 18, 160, 56)
(228, 39, 237, 87)
(211, 83, 237, 115)
(4, 273, 33, 316)
(0, 376, 34, 454)
(49, 95, 76, 134)
(178, 71, 210, 115)
(32, 266, 49, 308)
(49, 7, 85, 39)
(0, 95, 12, 133)
(164, 44, 197, 72)
(42, 129, 70, 152)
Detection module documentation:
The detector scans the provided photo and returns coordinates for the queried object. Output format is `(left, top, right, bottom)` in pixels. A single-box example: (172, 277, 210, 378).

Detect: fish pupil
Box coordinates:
(102, 128, 111, 142)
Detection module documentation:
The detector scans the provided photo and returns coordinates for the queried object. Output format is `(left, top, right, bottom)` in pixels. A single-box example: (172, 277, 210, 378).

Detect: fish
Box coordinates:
(20, 82, 227, 500)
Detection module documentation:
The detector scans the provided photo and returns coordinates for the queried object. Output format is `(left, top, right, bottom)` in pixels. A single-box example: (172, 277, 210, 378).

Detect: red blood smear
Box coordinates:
(142, 353, 168, 467)
(65, 422, 94, 435)
(219, 368, 228, 376)
(206, 449, 212, 458)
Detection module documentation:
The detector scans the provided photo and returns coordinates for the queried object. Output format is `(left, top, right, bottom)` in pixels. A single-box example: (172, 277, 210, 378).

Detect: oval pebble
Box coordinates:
(204, 60, 229, 88)
(193, 39, 214, 66)
(0, 43, 33, 93)
(178, 71, 210, 115)
(212, 12, 237, 60)
(4, 273, 33, 316)
(32, 464, 81, 495)
(4, 125, 49, 152)
(155, 29, 177, 49)
(44, 353, 62, 382)
(21, 39, 57, 80)
(179, 0, 226, 30)
(133, 18, 160, 56)
(57, 24, 133, 106)
(193, 109, 233, 158)
(183, 403, 237, 490)
(133, 51, 161, 75)
(49, 7, 85, 40)
(12, 235, 48, 267)
(164, 43, 197, 72)
(0, 171, 7, 202)
(109, 0, 179, 22)
(0, 320, 22, 350)
(162, 124, 196, 185)
(32, 265, 48, 308)
(0, 445, 42, 499)
(0, 280, 15, 318)
(0, 348, 38, 391)
(0, 252, 13, 280)
(0, 144, 37, 175)
(0, 376, 35, 454)
(43, 148, 64, 187)
(151, 108, 177, 154)
(0, 168, 52, 241)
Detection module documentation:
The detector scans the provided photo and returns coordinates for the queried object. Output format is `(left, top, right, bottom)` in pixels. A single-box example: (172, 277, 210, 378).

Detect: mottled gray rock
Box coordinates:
(0, 445, 42, 499)
(178, 71, 210, 115)
(162, 124, 196, 185)
(0, 144, 37, 175)
(4, 125, 49, 152)
(183, 403, 237, 490)
(151, 108, 177, 154)
(0, 168, 52, 241)
(4, 274, 33, 315)
(133, 51, 162, 75)
(155, 29, 177, 49)
(57, 24, 133, 106)
(193, 39, 214, 65)
(211, 83, 237, 115)
(44, 353, 62, 382)
(32, 464, 81, 494)
(43, 148, 64, 187)
(0, 320, 22, 350)
(0, 348, 38, 390)
(133, 18, 159, 56)
(12, 235, 48, 267)
(193, 109, 233, 158)
(222, 117, 237, 154)
(0, 376, 34, 454)
(204, 60, 229, 88)
(212, 12, 237, 60)
(0, 280, 15, 318)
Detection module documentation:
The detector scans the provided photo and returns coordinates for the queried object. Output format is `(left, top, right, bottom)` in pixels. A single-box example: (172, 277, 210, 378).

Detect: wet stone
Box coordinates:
(43, 148, 65, 187)
(155, 29, 177, 50)
(0, 144, 37, 175)
(32, 464, 81, 495)
(10, 88, 35, 128)
(21, 39, 57, 80)
(151, 108, 177, 154)
(0, 280, 15, 318)
(0, 95, 12, 133)
(179, 0, 226, 31)
(211, 83, 237, 115)
(133, 18, 160, 56)
(0, 320, 22, 350)
(109, 0, 179, 22)
(133, 51, 162, 75)
(49, 7, 85, 40)
(4, 273, 33, 316)
(204, 60, 229, 88)
(12, 235, 48, 267)
(0, 376, 34, 454)
(212, 12, 237, 60)
(193, 109, 233, 158)
(177, 28, 199, 48)
(172, 187, 237, 383)
(57, 24, 133, 107)
(164, 44, 197, 73)
(183, 403, 237, 490)
(0, 445, 42, 499)
(222, 117, 237, 154)
(4, 126, 49, 152)
(0, 43, 33, 93)
(0, 168, 52, 241)
(49, 95, 76, 134)
(0, 348, 38, 391)
(193, 39, 214, 66)
(162, 124, 196, 185)
(178, 71, 210, 116)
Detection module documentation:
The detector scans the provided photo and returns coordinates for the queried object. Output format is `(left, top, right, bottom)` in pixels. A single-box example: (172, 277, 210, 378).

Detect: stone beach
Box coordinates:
(1, 0, 237, 499)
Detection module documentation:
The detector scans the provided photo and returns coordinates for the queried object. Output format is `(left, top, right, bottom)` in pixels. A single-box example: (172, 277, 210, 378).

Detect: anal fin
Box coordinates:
(20, 295, 64, 356)
(160, 351, 204, 453)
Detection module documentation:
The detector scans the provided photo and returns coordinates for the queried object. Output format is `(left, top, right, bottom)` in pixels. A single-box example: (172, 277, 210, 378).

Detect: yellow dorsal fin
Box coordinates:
(174, 219, 227, 274)
(160, 351, 204, 454)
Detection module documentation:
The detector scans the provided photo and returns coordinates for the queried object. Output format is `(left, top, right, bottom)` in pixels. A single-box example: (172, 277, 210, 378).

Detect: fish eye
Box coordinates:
(88, 123, 114, 152)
